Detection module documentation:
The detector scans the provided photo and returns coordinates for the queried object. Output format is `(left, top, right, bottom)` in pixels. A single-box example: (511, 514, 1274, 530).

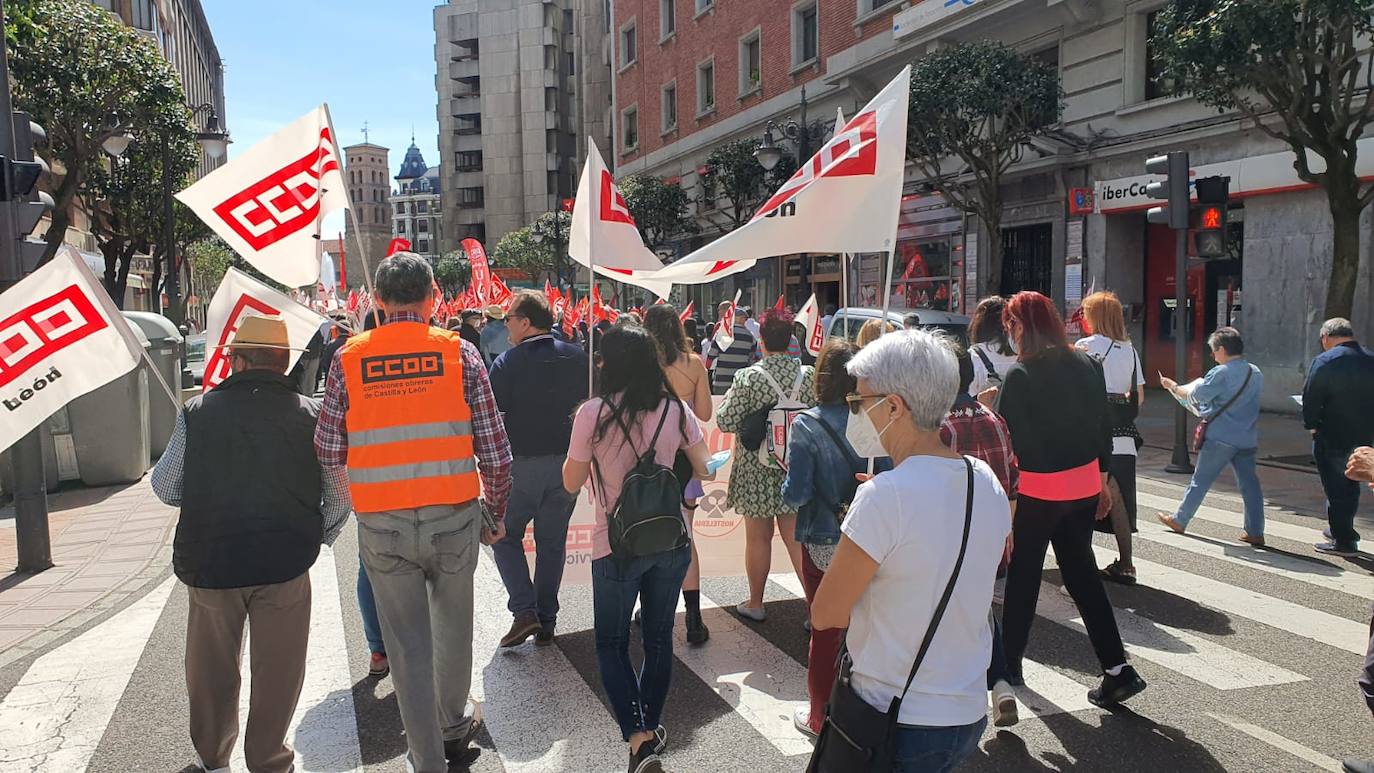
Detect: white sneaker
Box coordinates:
(991, 680, 1019, 727)
(793, 705, 819, 741)
(736, 602, 767, 622)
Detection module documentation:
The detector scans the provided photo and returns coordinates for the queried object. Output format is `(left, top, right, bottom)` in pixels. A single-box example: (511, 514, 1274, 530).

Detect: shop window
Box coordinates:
(890, 239, 957, 312)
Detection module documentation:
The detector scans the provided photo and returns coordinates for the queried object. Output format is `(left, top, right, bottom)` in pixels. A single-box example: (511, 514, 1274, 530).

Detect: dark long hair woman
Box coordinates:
(641, 304, 713, 644)
(967, 295, 1017, 395)
(562, 324, 712, 772)
(992, 291, 1146, 709)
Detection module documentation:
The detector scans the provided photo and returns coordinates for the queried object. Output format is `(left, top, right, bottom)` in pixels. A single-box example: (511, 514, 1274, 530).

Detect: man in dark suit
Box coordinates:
(1303, 317, 1374, 556)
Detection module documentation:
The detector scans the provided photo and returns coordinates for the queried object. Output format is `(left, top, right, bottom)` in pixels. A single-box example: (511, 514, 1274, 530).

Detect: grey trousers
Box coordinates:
(185, 572, 311, 773)
(358, 501, 481, 773)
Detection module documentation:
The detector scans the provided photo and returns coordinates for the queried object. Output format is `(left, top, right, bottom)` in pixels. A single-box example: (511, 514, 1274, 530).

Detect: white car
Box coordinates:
(824, 307, 969, 344)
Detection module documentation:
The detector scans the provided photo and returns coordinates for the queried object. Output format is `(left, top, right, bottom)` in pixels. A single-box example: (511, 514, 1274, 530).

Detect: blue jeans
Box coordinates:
(490, 455, 578, 629)
(986, 609, 1008, 689)
(357, 559, 384, 655)
(591, 545, 691, 741)
(894, 716, 987, 773)
(1174, 439, 1265, 537)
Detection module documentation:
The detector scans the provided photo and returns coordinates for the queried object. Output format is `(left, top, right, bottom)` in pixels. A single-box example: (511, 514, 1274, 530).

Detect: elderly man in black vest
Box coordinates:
(151, 316, 349, 773)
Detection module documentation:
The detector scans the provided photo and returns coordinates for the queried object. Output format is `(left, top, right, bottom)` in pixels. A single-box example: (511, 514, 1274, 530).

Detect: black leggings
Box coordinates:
(1002, 495, 1128, 673)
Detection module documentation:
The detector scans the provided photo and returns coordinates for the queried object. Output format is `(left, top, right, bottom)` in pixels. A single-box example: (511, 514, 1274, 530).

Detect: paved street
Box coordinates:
(1, 465, 1373, 773)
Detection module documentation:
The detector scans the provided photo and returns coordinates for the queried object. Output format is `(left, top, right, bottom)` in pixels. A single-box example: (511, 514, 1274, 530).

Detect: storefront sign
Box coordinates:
(893, 0, 985, 40)
(1094, 139, 1374, 213)
(1068, 187, 1095, 216)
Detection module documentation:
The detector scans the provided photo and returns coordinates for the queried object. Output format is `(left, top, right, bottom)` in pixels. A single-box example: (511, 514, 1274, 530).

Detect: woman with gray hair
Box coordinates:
(811, 330, 1011, 773)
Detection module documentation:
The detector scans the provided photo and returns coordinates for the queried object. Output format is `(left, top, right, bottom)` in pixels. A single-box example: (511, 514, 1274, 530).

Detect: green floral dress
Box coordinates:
(717, 354, 816, 519)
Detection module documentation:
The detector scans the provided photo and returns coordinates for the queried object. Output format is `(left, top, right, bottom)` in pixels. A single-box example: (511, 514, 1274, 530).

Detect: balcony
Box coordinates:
(449, 59, 479, 79)
(454, 116, 482, 135)
(453, 76, 480, 98)
(451, 38, 479, 61)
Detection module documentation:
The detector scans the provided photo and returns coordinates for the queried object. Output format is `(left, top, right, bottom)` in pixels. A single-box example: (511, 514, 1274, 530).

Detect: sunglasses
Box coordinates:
(844, 393, 888, 415)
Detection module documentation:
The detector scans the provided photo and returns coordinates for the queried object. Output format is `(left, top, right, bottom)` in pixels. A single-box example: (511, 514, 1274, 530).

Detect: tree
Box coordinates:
(905, 41, 1062, 296)
(185, 235, 287, 294)
(1153, 0, 1374, 320)
(620, 174, 696, 250)
(9, 0, 192, 266)
(491, 211, 570, 281)
(434, 249, 472, 296)
(702, 139, 768, 231)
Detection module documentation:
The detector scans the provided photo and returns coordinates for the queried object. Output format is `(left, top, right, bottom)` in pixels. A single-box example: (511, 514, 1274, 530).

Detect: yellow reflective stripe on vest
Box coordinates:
(348, 457, 479, 485)
(348, 421, 474, 447)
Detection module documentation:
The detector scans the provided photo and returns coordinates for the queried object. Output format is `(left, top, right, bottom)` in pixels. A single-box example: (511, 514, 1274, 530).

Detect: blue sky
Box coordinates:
(201, 0, 441, 232)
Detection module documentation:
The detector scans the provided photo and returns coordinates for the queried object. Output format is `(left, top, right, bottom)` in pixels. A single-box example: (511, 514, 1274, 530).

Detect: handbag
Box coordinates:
(806, 458, 976, 773)
(1193, 367, 1253, 452)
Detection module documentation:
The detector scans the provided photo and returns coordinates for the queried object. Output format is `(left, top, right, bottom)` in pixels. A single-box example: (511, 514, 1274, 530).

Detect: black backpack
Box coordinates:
(592, 399, 691, 558)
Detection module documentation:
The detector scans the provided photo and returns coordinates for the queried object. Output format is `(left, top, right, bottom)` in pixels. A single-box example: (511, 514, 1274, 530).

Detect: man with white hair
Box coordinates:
(1303, 317, 1374, 555)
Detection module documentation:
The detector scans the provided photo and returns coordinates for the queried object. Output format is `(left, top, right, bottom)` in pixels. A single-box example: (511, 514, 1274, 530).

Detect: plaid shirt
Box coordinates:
(314, 311, 514, 520)
(940, 394, 1019, 500)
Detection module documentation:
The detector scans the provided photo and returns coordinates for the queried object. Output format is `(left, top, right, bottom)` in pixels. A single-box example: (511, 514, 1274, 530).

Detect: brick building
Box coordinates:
(614, 0, 1374, 412)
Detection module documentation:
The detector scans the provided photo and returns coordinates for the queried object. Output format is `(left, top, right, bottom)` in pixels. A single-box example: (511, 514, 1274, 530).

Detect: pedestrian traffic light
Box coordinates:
(1193, 175, 1230, 258)
(1145, 151, 1191, 231)
(9, 112, 52, 272)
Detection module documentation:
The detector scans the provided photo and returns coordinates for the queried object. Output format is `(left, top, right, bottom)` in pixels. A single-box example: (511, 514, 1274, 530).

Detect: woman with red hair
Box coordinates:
(992, 291, 1146, 708)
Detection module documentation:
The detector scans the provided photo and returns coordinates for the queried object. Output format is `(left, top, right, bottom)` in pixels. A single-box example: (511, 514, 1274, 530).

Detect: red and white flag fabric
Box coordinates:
(463, 238, 491, 307)
(177, 105, 348, 289)
(712, 290, 742, 351)
(669, 67, 911, 268)
(568, 139, 673, 299)
(679, 300, 694, 322)
(202, 268, 326, 392)
(386, 238, 411, 257)
(796, 293, 825, 356)
(0, 246, 146, 452)
(489, 273, 514, 309)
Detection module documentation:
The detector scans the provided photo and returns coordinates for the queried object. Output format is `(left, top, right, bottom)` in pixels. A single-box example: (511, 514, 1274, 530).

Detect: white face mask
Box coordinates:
(846, 398, 895, 459)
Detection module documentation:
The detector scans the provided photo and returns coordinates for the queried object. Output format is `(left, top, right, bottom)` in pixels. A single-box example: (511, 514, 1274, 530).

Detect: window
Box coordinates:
(397, 202, 407, 215)
(418, 200, 429, 214)
(131, 0, 156, 31)
(418, 239, 430, 254)
(456, 150, 482, 171)
(1144, 10, 1178, 100)
(695, 0, 712, 14)
(697, 59, 715, 114)
(739, 31, 761, 95)
(661, 0, 676, 38)
(622, 106, 639, 151)
(793, 3, 818, 67)
(419, 219, 429, 233)
(662, 82, 678, 131)
(620, 22, 637, 68)
(861, 0, 898, 13)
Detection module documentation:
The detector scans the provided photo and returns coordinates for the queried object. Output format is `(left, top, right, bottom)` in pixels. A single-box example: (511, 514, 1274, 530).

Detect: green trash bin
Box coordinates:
(122, 312, 183, 458)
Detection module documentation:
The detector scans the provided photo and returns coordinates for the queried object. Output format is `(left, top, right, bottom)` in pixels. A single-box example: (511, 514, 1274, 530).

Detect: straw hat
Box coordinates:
(483, 305, 506, 321)
(214, 316, 303, 351)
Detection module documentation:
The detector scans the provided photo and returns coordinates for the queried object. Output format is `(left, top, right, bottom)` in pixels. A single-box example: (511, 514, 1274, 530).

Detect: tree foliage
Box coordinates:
(905, 41, 1062, 295)
(620, 174, 696, 249)
(1152, 0, 1374, 319)
(702, 139, 768, 230)
(434, 249, 472, 296)
(491, 211, 570, 282)
(185, 235, 286, 294)
(9, 0, 195, 272)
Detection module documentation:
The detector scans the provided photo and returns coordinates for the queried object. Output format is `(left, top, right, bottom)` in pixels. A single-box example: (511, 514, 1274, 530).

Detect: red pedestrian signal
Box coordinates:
(1200, 206, 1223, 230)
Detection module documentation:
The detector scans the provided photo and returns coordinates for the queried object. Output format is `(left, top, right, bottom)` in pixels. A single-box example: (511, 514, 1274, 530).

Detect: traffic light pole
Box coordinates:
(0, 0, 53, 572)
(1166, 226, 1195, 473)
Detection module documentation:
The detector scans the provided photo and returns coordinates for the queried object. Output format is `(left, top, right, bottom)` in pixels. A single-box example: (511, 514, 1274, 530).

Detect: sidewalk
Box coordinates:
(0, 476, 177, 667)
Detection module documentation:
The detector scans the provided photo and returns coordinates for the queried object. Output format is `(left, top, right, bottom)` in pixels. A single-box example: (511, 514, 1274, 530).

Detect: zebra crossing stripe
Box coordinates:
(232, 546, 362, 772)
(1207, 713, 1344, 772)
(0, 575, 176, 773)
(1035, 582, 1307, 690)
(470, 550, 627, 772)
(1136, 491, 1339, 548)
(768, 572, 1096, 719)
(1092, 547, 1368, 655)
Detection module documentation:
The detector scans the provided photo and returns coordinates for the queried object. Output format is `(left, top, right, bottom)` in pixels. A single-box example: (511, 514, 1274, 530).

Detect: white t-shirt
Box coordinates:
(841, 455, 1012, 727)
(744, 318, 761, 340)
(968, 341, 1018, 396)
(1077, 334, 1145, 456)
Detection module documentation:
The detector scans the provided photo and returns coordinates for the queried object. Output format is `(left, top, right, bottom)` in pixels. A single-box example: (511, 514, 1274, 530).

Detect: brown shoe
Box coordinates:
(500, 612, 541, 648)
(1238, 533, 1265, 547)
(1156, 512, 1186, 534)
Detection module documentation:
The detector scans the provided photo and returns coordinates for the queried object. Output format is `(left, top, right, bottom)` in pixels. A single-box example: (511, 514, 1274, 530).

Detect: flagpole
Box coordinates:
(587, 260, 595, 397)
(322, 107, 377, 300)
(839, 252, 848, 334)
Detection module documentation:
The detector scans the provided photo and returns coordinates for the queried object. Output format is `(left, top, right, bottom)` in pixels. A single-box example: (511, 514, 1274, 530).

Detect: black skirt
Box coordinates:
(1096, 453, 1138, 534)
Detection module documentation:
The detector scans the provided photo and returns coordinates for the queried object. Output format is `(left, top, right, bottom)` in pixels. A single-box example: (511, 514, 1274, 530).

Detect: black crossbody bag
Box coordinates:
(807, 457, 976, 773)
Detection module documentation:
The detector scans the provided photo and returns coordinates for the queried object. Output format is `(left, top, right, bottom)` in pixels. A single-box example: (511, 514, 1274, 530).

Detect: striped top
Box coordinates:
(706, 324, 758, 395)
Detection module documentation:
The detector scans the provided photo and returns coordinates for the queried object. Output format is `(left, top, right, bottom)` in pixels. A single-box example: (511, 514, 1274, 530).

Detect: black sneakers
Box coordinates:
(652, 724, 667, 754)
(628, 740, 663, 773)
(443, 716, 484, 765)
(1087, 665, 1147, 707)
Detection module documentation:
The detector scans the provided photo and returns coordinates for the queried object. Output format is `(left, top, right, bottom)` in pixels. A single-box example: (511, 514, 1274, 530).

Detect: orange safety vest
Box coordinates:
(340, 321, 480, 513)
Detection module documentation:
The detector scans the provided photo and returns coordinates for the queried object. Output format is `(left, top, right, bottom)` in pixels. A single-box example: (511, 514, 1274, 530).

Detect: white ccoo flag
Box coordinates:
(671, 67, 911, 266)
(0, 246, 144, 452)
(177, 105, 349, 289)
(568, 139, 673, 298)
(202, 268, 327, 391)
(795, 293, 825, 356)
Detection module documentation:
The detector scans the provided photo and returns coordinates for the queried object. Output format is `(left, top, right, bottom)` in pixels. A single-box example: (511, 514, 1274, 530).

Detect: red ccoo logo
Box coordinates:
(211, 128, 340, 252)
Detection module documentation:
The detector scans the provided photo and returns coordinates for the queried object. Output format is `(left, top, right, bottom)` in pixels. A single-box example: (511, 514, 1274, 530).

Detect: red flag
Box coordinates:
(607, 307, 620, 323)
(386, 237, 412, 257)
(654, 298, 666, 305)
(543, 279, 552, 303)
(679, 300, 695, 321)
(773, 294, 786, 312)
(560, 197, 575, 213)
(463, 238, 491, 306)
(489, 273, 514, 309)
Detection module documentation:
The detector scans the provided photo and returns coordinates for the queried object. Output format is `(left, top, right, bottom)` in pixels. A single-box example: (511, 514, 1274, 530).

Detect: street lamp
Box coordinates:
(530, 208, 565, 291)
(162, 103, 231, 326)
(753, 85, 829, 171)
